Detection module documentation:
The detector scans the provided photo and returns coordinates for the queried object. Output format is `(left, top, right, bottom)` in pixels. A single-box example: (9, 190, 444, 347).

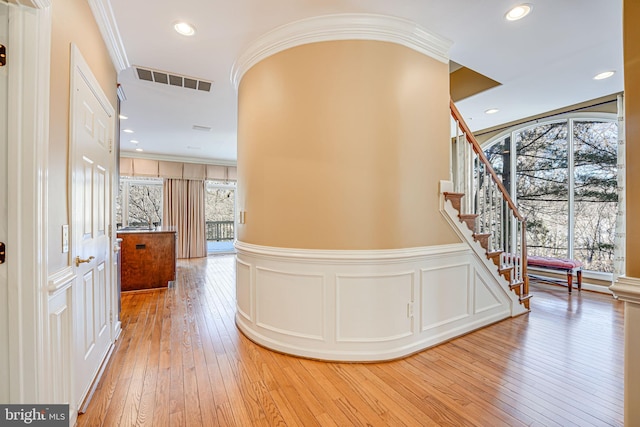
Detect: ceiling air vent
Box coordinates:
(134, 66, 213, 92)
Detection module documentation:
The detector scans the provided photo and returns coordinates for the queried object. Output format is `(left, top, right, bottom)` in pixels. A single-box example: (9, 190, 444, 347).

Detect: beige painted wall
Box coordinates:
(237, 40, 460, 250)
(625, 0, 640, 278)
(49, 0, 117, 272)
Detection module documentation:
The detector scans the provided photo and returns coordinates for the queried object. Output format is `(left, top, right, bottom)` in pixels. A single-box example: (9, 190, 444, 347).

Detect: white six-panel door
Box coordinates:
(70, 45, 115, 410)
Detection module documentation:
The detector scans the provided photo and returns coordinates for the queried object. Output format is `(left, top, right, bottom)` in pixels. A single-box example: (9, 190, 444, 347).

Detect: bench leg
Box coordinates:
(577, 269, 582, 291)
(567, 271, 573, 293)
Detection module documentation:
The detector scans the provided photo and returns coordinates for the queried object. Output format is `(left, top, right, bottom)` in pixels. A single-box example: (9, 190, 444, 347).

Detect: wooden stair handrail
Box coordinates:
(450, 100, 524, 221)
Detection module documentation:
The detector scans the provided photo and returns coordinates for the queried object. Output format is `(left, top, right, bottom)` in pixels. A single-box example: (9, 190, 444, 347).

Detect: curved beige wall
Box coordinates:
(49, 0, 117, 272)
(237, 40, 459, 250)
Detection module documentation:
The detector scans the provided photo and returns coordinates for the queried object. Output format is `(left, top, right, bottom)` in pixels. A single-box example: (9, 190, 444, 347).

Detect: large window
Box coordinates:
(484, 116, 617, 273)
(116, 177, 163, 228)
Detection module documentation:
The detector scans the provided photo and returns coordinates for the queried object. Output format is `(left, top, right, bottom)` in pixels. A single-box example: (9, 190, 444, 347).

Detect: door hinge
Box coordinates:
(108, 138, 113, 153)
(0, 242, 5, 264)
(108, 223, 112, 238)
(109, 310, 113, 324)
(0, 44, 6, 67)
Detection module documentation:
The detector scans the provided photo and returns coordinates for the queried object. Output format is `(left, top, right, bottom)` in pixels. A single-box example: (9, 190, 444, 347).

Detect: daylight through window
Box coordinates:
(483, 116, 618, 273)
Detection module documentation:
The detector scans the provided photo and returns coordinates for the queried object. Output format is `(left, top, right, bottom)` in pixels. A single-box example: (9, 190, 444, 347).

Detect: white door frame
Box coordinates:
(6, 0, 52, 403)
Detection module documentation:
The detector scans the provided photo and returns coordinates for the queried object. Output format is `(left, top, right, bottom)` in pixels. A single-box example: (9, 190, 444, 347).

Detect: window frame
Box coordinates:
(482, 112, 617, 278)
(117, 176, 164, 228)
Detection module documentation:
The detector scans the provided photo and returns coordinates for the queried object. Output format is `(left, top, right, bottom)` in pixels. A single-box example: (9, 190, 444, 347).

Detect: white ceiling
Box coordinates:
(110, 0, 623, 164)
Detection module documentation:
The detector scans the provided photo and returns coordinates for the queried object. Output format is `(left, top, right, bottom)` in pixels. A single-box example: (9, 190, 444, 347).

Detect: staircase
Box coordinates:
(445, 100, 531, 310)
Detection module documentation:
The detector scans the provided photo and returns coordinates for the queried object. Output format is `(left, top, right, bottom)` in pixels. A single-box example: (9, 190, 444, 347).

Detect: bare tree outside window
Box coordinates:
(205, 182, 235, 242)
(116, 177, 163, 228)
(573, 121, 617, 272)
(516, 122, 569, 259)
(483, 118, 618, 273)
(128, 183, 162, 227)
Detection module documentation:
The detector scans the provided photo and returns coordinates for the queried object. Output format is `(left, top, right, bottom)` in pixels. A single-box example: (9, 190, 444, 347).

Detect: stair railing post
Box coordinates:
(449, 99, 530, 307)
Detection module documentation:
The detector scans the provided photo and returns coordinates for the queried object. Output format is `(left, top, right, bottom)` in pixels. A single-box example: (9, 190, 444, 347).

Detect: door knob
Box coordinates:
(75, 255, 95, 267)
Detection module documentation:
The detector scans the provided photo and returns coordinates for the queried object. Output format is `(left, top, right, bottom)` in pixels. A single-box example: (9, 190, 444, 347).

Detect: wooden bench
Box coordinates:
(527, 255, 582, 293)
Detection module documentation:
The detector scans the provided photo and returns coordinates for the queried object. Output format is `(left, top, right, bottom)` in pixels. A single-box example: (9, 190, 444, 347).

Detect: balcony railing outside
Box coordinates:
(207, 220, 234, 241)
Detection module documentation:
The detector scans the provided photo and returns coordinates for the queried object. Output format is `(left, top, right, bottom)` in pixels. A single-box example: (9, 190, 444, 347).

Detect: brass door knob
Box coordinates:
(75, 255, 95, 267)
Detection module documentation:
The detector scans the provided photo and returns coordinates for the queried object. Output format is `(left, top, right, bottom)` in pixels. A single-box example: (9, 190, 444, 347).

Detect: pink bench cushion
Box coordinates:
(527, 255, 582, 270)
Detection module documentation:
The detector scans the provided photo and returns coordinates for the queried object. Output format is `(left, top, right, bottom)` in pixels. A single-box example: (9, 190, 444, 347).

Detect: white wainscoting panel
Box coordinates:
(49, 289, 72, 405)
(474, 270, 504, 314)
(236, 259, 252, 322)
(336, 272, 414, 343)
(47, 268, 75, 406)
(255, 267, 325, 341)
(235, 241, 514, 361)
(420, 264, 470, 332)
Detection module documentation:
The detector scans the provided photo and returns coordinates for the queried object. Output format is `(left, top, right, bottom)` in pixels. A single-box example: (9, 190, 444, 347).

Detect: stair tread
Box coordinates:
(444, 190, 529, 309)
(509, 281, 524, 290)
(519, 293, 533, 302)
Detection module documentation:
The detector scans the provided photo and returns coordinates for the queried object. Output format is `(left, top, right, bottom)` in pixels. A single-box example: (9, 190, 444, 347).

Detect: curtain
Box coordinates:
(163, 178, 207, 259)
(613, 93, 626, 282)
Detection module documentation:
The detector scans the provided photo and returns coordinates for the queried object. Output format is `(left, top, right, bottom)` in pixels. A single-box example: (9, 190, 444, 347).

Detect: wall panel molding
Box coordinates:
(236, 241, 512, 361)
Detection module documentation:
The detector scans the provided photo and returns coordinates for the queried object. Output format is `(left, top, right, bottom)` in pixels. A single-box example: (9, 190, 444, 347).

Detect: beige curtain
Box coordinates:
(163, 178, 207, 259)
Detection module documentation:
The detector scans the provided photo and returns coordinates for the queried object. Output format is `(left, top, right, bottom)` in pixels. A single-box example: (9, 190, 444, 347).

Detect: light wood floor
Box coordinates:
(77, 255, 624, 427)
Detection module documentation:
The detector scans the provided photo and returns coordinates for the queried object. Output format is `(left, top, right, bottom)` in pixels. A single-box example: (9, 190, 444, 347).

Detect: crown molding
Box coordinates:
(120, 151, 237, 167)
(231, 13, 452, 89)
(86, 0, 130, 72)
(7, 0, 51, 8)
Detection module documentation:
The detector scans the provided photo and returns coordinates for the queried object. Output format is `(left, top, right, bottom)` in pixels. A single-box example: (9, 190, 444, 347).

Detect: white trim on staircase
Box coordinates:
(439, 180, 528, 316)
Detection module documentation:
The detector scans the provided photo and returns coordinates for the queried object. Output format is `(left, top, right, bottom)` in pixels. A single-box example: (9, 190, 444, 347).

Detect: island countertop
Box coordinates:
(116, 226, 177, 234)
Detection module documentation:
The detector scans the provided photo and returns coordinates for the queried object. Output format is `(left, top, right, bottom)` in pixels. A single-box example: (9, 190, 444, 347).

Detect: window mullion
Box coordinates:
(568, 119, 575, 259)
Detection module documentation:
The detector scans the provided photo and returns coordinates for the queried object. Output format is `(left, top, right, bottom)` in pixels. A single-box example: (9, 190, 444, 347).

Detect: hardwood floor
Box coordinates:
(77, 255, 624, 426)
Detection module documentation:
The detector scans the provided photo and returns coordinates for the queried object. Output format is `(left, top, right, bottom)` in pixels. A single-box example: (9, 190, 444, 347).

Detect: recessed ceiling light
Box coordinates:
(485, 108, 499, 114)
(174, 21, 196, 36)
(130, 140, 139, 144)
(593, 70, 615, 80)
(505, 4, 532, 21)
(135, 148, 144, 152)
(123, 129, 134, 133)
(119, 114, 128, 120)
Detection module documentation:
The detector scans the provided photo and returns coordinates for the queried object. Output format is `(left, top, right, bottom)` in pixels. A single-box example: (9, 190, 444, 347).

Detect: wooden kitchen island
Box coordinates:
(117, 228, 177, 291)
